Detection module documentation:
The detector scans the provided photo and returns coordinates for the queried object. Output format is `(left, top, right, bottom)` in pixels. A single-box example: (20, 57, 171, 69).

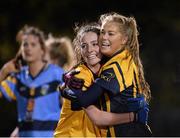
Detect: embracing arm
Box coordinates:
(83, 105, 134, 127)
(71, 83, 104, 108)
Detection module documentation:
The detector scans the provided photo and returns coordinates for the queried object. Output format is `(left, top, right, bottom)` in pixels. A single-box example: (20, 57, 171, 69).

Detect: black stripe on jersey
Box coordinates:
(133, 70, 139, 93)
(107, 128, 111, 137)
(71, 100, 82, 111)
(110, 62, 127, 89)
(17, 79, 60, 98)
(19, 120, 57, 131)
(100, 93, 107, 112)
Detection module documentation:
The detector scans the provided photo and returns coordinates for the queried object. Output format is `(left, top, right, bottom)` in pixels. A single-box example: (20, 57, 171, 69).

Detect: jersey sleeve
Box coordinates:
(95, 67, 120, 95)
(0, 75, 17, 101)
(74, 65, 94, 90)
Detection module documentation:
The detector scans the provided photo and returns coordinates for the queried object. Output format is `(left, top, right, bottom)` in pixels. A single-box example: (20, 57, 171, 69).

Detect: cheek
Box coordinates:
(96, 48, 101, 56)
(99, 36, 103, 43)
(81, 49, 86, 56)
(38, 49, 45, 59)
(98, 52, 102, 58)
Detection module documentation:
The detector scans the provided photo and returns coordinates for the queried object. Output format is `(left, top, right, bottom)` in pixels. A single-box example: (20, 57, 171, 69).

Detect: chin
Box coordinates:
(25, 58, 34, 63)
(101, 50, 111, 57)
(88, 61, 98, 66)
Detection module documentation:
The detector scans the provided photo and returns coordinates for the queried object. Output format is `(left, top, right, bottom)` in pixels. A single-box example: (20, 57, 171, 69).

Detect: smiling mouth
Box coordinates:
(88, 54, 97, 59)
(101, 41, 110, 47)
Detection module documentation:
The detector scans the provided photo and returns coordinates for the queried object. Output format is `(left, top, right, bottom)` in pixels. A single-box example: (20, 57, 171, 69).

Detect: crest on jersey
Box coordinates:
(100, 72, 115, 82)
(40, 84, 49, 95)
(20, 86, 27, 92)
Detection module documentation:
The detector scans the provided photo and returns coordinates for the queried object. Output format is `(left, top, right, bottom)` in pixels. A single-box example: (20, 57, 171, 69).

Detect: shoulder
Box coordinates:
(9, 66, 28, 78)
(47, 64, 64, 74)
(46, 64, 64, 81)
(75, 64, 94, 87)
(75, 64, 93, 77)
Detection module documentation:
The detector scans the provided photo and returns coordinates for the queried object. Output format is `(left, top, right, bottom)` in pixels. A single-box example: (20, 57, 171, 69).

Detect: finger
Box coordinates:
(69, 82, 84, 89)
(71, 77, 84, 83)
(70, 70, 80, 76)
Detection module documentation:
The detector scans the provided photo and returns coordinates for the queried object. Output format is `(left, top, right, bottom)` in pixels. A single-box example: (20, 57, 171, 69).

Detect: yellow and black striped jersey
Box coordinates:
(54, 64, 101, 137)
(95, 50, 142, 137)
(96, 50, 142, 97)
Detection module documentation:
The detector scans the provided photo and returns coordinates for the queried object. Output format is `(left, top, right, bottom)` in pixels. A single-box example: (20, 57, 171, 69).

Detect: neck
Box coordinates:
(28, 60, 46, 77)
(88, 63, 101, 74)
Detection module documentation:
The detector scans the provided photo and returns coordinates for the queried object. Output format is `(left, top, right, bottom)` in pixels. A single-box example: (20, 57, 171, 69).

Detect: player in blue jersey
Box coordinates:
(0, 25, 64, 137)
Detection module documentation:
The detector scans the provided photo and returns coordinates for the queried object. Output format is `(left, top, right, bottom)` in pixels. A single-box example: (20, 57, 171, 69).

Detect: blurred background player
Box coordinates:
(0, 25, 64, 137)
(45, 34, 76, 71)
(9, 29, 76, 138)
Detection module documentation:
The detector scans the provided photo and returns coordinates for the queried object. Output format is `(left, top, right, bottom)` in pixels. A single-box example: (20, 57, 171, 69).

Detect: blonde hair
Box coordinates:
(16, 25, 46, 50)
(99, 12, 151, 102)
(45, 34, 75, 71)
(16, 25, 47, 64)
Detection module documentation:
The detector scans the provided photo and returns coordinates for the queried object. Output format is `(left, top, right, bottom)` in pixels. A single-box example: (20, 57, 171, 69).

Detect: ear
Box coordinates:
(122, 36, 128, 45)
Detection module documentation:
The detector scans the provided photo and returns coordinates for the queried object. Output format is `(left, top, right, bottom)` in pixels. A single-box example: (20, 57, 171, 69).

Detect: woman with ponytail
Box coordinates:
(62, 12, 152, 136)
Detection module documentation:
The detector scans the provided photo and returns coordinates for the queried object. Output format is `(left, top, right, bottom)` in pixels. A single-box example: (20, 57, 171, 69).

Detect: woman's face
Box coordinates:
(80, 32, 102, 67)
(21, 34, 44, 63)
(99, 21, 127, 57)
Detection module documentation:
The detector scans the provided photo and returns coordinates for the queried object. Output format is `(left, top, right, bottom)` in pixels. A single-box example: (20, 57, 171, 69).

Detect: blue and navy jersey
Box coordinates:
(0, 64, 64, 137)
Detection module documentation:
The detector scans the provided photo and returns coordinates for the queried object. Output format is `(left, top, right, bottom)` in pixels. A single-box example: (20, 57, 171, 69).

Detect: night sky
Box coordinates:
(0, 0, 180, 136)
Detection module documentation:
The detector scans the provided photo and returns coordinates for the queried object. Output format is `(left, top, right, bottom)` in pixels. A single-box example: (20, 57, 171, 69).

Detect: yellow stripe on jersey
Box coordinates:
(104, 64, 125, 93)
(104, 93, 115, 137)
(1, 81, 16, 100)
(75, 64, 94, 90)
(99, 50, 141, 97)
(7, 76, 17, 84)
(132, 62, 142, 94)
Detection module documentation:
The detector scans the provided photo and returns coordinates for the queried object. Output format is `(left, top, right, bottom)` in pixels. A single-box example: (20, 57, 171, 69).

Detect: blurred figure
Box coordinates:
(0, 25, 64, 137)
(45, 34, 76, 71)
(9, 32, 75, 138)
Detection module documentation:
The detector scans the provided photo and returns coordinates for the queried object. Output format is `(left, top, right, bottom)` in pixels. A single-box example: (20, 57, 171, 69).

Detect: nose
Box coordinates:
(102, 32, 108, 40)
(24, 45, 30, 52)
(87, 45, 93, 52)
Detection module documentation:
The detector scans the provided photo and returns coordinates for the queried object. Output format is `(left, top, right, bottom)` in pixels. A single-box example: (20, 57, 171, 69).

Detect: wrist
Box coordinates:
(129, 112, 135, 123)
(1, 67, 9, 77)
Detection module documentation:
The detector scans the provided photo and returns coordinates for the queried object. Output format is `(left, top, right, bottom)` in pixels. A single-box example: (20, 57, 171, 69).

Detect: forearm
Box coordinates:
(84, 105, 134, 126)
(0, 69, 9, 82)
(0, 60, 17, 82)
(61, 83, 104, 107)
(75, 83, 104, 108)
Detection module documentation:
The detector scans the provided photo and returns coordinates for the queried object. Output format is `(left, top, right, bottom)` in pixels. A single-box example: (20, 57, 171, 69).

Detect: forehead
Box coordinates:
(81, 32, 98, 42)
(22, 34, 39, 42)
(101, 21, 120, 31)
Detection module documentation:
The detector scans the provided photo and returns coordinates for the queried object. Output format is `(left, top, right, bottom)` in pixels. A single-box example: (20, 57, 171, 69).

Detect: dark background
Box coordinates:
(0, 0, 180, 136)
